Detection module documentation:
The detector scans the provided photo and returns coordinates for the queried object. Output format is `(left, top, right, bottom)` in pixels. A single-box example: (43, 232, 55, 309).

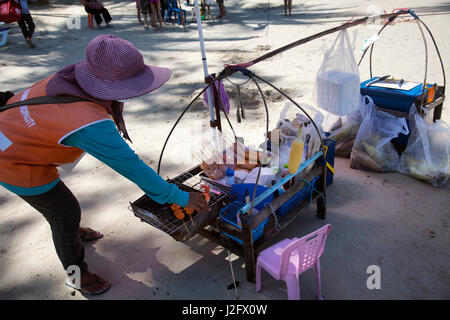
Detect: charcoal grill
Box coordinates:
(130, 167, 233, 242)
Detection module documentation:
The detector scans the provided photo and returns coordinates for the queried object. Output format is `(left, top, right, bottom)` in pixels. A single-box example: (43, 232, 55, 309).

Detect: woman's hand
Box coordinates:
(186, 192, 210, 213)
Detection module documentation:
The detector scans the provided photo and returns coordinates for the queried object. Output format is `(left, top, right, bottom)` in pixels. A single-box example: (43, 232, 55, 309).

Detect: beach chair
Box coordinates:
(256, 224, 332, 300)
(0, 22, 10, 47)
(165, 0, 186, 25)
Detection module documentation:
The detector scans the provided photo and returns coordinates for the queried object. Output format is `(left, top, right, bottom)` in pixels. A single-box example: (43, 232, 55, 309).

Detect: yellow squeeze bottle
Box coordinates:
(287, 125, 304, 175)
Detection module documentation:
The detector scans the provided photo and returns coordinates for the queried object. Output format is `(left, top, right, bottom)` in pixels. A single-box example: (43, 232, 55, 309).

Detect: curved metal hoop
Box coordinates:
(358, 13, 446, 111)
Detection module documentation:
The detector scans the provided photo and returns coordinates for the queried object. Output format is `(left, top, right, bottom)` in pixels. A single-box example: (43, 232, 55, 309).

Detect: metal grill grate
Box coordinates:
(130, 171, 231, 238)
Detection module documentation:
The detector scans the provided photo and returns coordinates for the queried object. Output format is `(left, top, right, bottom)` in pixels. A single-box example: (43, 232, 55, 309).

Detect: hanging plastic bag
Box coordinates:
(203, 77, 230, 114)
(276, 103, 298, 146)
(314, 29, 360, 116)
(350, 96, 409, 172)
(323, 95, 365, 157)
(397, 106, 449, 187)
(276, 102, 323, 146)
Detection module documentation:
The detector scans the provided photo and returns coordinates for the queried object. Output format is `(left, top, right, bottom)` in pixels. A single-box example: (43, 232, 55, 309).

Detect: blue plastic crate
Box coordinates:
(230, 183, 274, 211)
(219, 201, 269, 245)
(219, 184, 274, 245)
(276, 175, 320, 216)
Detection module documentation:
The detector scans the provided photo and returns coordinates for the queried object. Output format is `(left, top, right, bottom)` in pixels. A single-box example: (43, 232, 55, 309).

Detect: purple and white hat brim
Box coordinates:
(74, 60, 171, 100)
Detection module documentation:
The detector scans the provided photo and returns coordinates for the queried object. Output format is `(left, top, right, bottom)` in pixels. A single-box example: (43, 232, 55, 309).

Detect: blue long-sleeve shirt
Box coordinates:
(0, 120, 189, 207)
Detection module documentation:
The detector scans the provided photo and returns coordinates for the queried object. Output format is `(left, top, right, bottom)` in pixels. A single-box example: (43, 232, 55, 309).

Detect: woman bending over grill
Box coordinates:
(0, 35, 209, 296)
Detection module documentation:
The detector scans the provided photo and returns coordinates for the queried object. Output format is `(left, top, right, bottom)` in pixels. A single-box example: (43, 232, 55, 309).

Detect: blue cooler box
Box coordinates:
(360, 77, 426, 112)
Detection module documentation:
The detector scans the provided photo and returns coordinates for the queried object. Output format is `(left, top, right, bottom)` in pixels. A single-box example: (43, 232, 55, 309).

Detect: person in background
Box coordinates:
(0, 35, 209, 295)
(284, 0, 292, 16)
(160, 0, 167, 22)
(81, 0, 112, 29)
(215, 0, 226, 19)
(17, 0, 36, 48)
(149, 0, 164, 30)
(138, 0, 151, 29)
(134, 0, 143, 24)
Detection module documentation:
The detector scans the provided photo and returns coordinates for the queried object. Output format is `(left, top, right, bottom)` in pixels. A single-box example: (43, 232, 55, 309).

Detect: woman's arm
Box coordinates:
(62, 120, 190, 207)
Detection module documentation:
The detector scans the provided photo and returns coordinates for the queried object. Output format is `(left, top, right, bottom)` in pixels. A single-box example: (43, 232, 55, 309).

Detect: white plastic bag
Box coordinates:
(276, 102, 324, 147)
(350, 96, 409, 172)
(397, 106, 449, 187)
(274, 102, 322, 170)
(276, 103, 298, 146)
(314, 30, 360, 116)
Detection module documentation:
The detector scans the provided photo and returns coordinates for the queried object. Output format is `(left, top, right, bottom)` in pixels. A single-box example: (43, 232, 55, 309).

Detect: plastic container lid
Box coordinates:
(226, 167, 234, 177)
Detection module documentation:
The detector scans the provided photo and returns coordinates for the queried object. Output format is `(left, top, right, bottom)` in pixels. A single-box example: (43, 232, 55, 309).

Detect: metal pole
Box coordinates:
(194, 0, 215, 124)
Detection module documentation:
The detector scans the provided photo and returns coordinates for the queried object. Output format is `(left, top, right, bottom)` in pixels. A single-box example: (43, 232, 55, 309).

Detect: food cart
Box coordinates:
(129, 8, 444, 282)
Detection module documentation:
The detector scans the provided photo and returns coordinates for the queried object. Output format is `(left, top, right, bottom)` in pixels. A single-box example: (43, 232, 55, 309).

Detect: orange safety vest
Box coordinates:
(0, 76, 112, 188)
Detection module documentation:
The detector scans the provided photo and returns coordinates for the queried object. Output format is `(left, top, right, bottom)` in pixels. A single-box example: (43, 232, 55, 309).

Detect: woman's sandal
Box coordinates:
(79, 227, 103, 242)
(66, 273, 111, 295)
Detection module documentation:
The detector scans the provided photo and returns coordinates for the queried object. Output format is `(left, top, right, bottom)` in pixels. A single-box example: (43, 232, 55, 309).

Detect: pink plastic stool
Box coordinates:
(256, 224, 332, 300)
(88, 13, 94, 29)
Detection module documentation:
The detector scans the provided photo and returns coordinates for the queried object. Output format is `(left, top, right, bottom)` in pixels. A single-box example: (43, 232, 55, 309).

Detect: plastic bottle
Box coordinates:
(288, 125, 304, 174)
(225, 167, 235, 185)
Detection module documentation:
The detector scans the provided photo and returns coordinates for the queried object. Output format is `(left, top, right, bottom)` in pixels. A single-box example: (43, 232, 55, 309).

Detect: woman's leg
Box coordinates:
(24, 14, 35, 39)
(19, 181, 86, 273)
(94, 13, 103, 27)
(17, 14, 30, 39)
(19, 180, 110, 294)
(18, 15, 36, 48)
(150, 2, 157, 28)
(84, 6, 103, 26)
(137, 7, 143, 23)
(284, 0, 287, 15)
(155, 1, 163, 29)
(288, 0, 292, 15)
(160, 0, 167, 22)
(100, 7, 112, 26)
(139, 0, 150, 28)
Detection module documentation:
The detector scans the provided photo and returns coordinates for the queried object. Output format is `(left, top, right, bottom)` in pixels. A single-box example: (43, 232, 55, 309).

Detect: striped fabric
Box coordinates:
(47, 34, 173, 141)
(73, 34, 171, 100)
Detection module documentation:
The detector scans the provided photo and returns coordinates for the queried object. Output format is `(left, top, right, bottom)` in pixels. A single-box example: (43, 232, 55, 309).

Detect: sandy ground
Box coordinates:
(0, 0, 449, 300)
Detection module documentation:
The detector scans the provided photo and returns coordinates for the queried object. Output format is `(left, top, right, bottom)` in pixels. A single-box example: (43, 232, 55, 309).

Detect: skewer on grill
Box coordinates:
(171, 204, 190, 231)
(201, 185, 211, 202)
(184, 207, 196, 226)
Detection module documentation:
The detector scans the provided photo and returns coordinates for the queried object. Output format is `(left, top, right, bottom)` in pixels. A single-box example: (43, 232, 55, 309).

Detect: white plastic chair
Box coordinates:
(0, 22, 10, 47)
(256, 224, 332, 300)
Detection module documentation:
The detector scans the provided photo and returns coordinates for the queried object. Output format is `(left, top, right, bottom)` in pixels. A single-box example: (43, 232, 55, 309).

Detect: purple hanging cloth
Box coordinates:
(203, 77, 230, 114)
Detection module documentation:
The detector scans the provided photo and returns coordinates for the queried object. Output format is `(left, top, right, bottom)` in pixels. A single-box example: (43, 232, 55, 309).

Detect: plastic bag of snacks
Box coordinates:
(195, 133, 261, 181)
(397, 106, 449, 187)
(350, 96, 409, 172)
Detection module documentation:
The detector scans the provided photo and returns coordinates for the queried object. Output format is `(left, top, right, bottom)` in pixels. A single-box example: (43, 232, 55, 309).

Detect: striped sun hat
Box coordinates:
(74, 34, 171, 100)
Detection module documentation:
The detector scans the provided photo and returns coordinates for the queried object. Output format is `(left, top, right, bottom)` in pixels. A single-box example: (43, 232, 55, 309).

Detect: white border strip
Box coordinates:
(21, 89, 30, 101)
(58, 118, 113, 146)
